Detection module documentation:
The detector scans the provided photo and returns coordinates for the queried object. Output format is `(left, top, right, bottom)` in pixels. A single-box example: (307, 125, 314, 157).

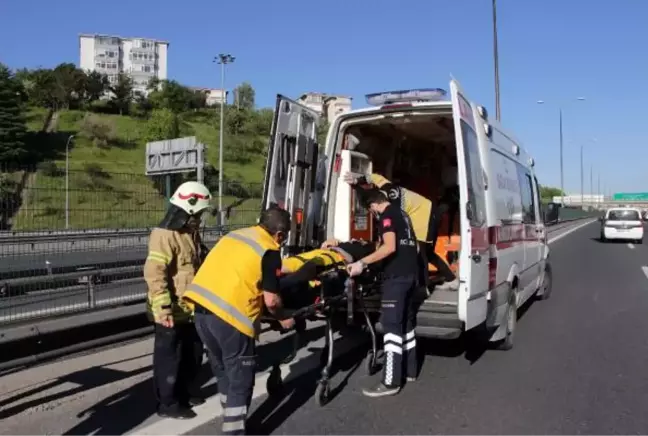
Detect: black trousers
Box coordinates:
(153, 322, 204, 409)
(194, 309, 256, 436)
(380, 275, 418, 388)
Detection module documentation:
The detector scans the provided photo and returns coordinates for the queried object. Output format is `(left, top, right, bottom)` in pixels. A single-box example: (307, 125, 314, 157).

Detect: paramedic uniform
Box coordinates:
(183, 225, 282, 436)
(375, 204, 419, 389)
(144, 227, 205, 416)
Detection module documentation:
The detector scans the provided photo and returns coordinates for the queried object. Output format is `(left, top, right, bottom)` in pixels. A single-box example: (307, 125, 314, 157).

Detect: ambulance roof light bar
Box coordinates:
(365, 88, 448, 107)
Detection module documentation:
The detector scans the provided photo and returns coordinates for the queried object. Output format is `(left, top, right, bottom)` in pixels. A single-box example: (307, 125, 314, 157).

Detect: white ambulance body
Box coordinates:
(261, 79, 552, 349)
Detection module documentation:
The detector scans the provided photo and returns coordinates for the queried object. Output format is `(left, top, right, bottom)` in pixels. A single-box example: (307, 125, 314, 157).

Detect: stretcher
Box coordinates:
(261, 267, 383, 407)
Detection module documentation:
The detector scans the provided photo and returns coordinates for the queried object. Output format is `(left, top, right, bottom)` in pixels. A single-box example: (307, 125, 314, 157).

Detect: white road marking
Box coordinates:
(642, 266, 648, 280)
(628, 243, 635, 249)
(128, 330, 362, 436)
(548, 219, 596, 245)
(131, 219, 593, 436)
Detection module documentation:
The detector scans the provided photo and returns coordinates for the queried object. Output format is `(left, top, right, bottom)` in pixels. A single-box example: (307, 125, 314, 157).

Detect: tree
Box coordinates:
(109, 73, 133, 115)
(0, 64, 28, 163)
(233, 82, 255, 110)
(51, 63, 87, 109)
(143, 108, 179, 143)
(539, 185, 564, 201)
(84, 71, 109, 103)
(148, 80, 195, 113)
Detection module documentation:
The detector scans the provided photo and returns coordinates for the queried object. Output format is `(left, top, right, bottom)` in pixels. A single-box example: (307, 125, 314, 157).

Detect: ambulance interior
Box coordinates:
(335, 111, 462, 289)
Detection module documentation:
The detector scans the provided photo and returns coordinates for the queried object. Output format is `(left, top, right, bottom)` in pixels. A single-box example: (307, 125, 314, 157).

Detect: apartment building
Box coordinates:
(297, 92, 352, 122)
(79, 34, 169, 95)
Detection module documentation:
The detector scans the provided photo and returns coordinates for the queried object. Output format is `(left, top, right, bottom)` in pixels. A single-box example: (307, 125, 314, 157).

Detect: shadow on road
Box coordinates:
(590, 237, 640, 244)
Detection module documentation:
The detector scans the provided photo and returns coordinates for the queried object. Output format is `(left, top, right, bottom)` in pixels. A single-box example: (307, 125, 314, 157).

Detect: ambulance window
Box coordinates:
(460, 120, 486, 226)
(517, 166, 536, 224)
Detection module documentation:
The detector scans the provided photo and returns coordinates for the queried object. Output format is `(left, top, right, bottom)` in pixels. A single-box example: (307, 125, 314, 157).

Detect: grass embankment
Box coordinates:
(9, 108, 264, 230)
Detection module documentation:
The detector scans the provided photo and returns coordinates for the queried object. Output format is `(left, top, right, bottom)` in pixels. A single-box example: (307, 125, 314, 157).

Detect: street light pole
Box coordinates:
(581, 144, 585, 208)
(536, 98, 585, 206)
(492, 0, 501, 121)
(590, 164, 593, 208)
(214, 53, 235, 227)
(65, 135, 75, 229)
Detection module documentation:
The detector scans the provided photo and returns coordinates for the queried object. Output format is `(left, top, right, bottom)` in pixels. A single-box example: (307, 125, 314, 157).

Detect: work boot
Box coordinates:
(157, 403, 197, 419)
(362, 382, 400, 398)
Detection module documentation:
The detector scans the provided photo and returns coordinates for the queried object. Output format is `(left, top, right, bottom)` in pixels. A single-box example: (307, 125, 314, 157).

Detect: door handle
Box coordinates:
(471, 252, 482, 263)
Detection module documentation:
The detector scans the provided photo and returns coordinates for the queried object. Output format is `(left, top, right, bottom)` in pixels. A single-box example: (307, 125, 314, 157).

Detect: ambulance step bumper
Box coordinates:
(375, 309, 462, 340)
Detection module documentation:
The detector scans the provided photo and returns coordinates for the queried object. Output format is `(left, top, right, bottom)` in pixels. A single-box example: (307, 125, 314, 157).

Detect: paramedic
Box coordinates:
(347, 188, 419, 397)
(183, 206, 295, 435)
(144, 181, 211, 420)
(345, 172, 458, 291)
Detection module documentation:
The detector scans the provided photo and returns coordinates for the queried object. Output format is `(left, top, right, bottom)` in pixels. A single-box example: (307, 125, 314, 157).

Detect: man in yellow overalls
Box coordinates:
(183, 206, 294, 436)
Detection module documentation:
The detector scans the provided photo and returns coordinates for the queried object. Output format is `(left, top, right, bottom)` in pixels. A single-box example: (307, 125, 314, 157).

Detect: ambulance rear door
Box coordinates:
(449, 79, 489, 330)
(262, 95, 325, 254)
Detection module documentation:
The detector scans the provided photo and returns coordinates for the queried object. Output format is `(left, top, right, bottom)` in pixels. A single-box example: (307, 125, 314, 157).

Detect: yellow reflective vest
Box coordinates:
(183, 226, 280, 338)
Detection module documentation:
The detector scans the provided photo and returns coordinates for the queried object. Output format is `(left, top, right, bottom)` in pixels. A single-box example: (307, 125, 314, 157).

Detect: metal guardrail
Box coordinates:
(0, 216, 596, 326)
(0, 225, 236, 244)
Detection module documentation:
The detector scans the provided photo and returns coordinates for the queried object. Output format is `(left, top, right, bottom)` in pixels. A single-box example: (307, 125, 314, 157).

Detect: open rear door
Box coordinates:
(449, 80, 489, 330)
(262, 95, 324, 255)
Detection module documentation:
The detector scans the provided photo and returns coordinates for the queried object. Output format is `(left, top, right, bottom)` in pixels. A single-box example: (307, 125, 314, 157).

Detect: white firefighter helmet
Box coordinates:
(169, 181, 212, 215)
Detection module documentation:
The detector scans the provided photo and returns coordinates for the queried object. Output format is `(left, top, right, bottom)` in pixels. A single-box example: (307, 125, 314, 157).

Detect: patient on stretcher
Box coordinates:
(279, 239, 377, 290)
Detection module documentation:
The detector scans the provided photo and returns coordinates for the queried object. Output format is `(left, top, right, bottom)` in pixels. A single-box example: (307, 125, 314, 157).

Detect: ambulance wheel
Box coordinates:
(364, 350, 378, 375)
(496, 295, 517, 351)
(266, 366, 283, 396)
(315, 382, 330, 406)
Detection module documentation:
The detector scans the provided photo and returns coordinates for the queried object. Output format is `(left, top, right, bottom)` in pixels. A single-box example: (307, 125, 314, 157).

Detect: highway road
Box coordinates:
(7, 219, 647, 434)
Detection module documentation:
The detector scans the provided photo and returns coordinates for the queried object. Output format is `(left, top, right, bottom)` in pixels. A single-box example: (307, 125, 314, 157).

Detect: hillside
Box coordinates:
(6, 108, 266, 230)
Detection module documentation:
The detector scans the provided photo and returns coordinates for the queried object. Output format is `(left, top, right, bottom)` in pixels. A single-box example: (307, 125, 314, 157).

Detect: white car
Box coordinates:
(600, 207, 644, 243)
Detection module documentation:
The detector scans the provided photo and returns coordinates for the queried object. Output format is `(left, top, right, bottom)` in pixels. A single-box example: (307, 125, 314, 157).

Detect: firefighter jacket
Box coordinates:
(144, 228, 204, 324)
(183, 226, 280, 338)
(369, 173, 434, 243)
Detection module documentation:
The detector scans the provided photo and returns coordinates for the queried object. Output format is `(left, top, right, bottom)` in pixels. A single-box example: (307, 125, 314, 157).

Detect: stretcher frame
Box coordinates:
(263, 267, 382, 407)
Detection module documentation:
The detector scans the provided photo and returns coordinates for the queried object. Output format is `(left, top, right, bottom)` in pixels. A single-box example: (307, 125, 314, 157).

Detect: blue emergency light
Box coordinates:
(365, 88, 447, 106)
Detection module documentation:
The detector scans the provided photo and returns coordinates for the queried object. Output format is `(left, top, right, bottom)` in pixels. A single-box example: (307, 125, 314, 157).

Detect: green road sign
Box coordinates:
(612, 193, 648, 201)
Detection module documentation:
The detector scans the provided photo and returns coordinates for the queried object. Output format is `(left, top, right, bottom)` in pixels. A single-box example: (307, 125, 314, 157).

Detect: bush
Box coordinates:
(80, 114, 117, 148)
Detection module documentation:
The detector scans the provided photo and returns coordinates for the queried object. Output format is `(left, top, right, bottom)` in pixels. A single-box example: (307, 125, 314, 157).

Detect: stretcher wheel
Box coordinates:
(266, 366, 283, 396)
(364, 350, 378, 375)
(315, 382, 330, 406)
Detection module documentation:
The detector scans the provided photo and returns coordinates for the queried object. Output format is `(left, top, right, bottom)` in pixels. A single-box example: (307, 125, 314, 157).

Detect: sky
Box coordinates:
(1, 0, 647, 195)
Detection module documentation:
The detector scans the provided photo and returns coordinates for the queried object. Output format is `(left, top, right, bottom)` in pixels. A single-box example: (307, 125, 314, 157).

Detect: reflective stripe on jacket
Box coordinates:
(143, 228, 202, 323)
(183, 226, 280, 338)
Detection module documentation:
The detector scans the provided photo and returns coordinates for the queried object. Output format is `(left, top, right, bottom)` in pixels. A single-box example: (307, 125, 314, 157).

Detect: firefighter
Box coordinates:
(183, 206, 295, 435)
(345, 172, 458, 291)
(347, 188, 419, 397)
(144, 181, 212, 419)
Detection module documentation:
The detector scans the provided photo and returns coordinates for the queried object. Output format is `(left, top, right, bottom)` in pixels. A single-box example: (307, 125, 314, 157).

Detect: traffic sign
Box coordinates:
(612, 192, 648, 201)
(145, 136, 205, 180)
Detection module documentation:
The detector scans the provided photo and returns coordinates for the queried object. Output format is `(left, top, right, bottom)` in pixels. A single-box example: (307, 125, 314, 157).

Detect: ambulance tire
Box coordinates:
(495, 293, 517, 351)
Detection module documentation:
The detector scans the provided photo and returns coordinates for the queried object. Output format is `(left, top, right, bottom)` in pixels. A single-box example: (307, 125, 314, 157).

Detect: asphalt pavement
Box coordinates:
(6, 219, 648, 434)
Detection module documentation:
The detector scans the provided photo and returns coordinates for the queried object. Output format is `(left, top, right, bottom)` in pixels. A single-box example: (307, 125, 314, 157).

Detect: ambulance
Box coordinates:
(261, 79, 552, 350)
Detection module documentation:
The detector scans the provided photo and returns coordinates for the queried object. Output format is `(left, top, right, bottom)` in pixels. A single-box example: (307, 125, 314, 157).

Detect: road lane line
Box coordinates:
(548, 219, 596, 245)
(128, 329, 364, 436)
(642, 266, 648, 280)
(628, 243, 636, 249)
